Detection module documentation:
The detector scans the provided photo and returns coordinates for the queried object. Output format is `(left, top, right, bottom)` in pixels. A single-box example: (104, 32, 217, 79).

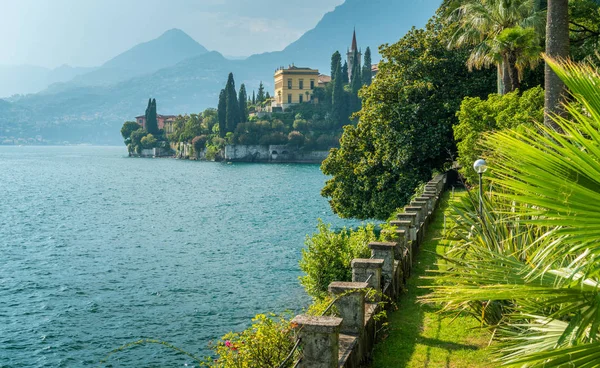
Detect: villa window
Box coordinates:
(310, 80, 315, 89)
(287, 79, 292, 89)
(288, 94, 292, 104)
(299, 79, 304, 90)
(299, 94, 303, 103)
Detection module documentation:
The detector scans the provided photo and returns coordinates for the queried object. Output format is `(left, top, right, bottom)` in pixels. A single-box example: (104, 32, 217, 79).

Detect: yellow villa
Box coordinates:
(273, 65, 320, 109)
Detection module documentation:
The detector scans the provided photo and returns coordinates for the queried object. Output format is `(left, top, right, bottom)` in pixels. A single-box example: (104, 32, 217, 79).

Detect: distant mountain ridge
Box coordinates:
(0, 64, 94, 98)
(2, 0, 442, 144)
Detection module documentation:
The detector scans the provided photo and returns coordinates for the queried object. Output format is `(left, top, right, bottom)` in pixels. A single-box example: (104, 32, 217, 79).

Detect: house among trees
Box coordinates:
(135, 114, 177, 132)
(273, 65, 320, 110)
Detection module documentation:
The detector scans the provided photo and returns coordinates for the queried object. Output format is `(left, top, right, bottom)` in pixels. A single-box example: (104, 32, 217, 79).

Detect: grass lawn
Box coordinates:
(370, 189, 496, 368)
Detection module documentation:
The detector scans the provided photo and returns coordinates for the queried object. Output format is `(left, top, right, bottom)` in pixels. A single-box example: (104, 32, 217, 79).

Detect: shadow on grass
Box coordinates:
(370, 190, 489, 368)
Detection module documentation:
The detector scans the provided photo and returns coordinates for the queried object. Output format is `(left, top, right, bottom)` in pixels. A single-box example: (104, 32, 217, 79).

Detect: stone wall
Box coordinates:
(224, 144, 330, 163)
(290, 174, 447, 368)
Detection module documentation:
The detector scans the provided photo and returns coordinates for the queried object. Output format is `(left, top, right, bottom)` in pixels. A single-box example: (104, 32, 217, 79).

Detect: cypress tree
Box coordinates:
(238, 84, 248, 123)
(342, 61, 349, 84)
(265, 91, 271, 100)
(146, 98, 159, 134)
(332, 64, 345, 126)
(252, 90, 256, 105)
(350, 55, 363, 113)
(257, 82, 265, 103)
(351, 50, 362, 94)
(218, 89, 227, 137)
(144, 98, 151, 129)
(225, 73, 239, 133)
(362, 47, 372, 86)
(330, 51, 342, 79)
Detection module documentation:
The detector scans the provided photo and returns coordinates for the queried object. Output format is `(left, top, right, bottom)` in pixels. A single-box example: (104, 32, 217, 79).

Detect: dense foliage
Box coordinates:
(299, 221, 376, 300)
(454, 87, 544, 183)
(321, 17, 496, 220)
(425, 58, 600, 367)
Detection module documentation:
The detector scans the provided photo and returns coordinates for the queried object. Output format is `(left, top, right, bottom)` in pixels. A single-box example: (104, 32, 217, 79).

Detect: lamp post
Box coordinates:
(473, 159, 488, 216)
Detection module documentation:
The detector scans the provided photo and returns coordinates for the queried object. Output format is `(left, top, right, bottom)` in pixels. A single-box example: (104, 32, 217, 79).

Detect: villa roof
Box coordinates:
(318, 74, 332, 84)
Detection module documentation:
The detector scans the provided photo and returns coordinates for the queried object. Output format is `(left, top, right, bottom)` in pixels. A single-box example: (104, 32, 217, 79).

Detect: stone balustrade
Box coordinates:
(291, 173, 447, 368)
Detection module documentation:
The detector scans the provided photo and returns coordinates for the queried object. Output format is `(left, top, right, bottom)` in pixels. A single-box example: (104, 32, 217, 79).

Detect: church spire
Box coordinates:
(351, 27, 358, 51)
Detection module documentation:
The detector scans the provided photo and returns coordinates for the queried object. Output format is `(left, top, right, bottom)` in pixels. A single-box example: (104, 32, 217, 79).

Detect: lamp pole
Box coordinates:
(478, 171, 483, 215)
(473, 159, 488, 218)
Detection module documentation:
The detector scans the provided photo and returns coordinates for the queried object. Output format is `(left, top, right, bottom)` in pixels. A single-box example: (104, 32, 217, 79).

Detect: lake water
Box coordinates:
(0, 146, 363, 367)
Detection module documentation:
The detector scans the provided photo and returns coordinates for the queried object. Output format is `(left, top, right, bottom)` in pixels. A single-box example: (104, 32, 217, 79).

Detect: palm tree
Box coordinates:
(544, 0, 570, 130)
(423, 57, 600, 366)
(447, 0, 545, 94)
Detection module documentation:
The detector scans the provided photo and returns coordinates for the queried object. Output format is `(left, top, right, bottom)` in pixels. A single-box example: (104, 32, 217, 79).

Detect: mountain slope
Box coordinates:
(0, 65, 93, 98)
(102, 28, 208, 73)
(50, 28, 210, 89)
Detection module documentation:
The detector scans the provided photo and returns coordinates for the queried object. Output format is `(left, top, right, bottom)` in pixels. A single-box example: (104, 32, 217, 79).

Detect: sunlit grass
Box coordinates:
(370, 190, 495, 368)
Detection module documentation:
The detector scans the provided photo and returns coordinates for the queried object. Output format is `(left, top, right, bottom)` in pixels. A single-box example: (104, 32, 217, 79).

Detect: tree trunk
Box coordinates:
(507, 52, 520, 92)
(497, 64, 503, 94)
(501, 58, 513, 95)
(544, 0, 570, 130)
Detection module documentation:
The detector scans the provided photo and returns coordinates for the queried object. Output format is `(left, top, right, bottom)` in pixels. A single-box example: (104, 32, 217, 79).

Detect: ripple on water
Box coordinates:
(0, 146, 365, 367)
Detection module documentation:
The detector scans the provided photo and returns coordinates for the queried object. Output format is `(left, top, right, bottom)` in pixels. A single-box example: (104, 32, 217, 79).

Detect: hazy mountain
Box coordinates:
(63, 28, 210, 87)
(0, 64, 93, 98)
(4, 0, 441, 144)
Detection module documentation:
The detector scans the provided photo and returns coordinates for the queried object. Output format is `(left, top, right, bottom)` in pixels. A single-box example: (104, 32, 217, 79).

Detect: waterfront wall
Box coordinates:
(290, 174, 447, 368)
(224, 144, 329, 163)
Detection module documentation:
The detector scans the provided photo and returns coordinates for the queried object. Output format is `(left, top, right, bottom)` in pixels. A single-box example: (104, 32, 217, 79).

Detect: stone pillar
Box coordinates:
(415, 196, 433, 214)
(395, 214, 417, 243)
(368, 242, 396, 296)
(292, 315, 343, 368)
(351, 258, 383, 300)
(405, 206, 424, 226)
(328, 282, 368, 335)
(411, 200, 428, 218)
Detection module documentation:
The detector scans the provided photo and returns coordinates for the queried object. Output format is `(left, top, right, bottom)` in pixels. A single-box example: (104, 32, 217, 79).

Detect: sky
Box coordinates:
(0, 0, 344, 69)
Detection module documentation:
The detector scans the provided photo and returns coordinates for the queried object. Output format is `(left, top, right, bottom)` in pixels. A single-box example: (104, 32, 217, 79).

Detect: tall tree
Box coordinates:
(331, 51, 342, 79)
(331, 63, 346, 127)
(350, 50, 363, 112)
(238, 84, 248, 123)
(265, 91, 271, 100)
(257, 82, 265, 103)
(342, 61, 349, 84)
(218, 89, 227, 137)
(225, 73, 239, 133)
(146, 98, 159, 135)
(447, 0, 545, 94)
(544, 0, 570, 130)
(252, 90, 256, 105)
(362, 47, 373, 86)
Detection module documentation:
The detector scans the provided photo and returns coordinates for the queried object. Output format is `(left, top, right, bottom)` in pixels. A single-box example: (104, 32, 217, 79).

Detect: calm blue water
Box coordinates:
(0, 146, 362, 367)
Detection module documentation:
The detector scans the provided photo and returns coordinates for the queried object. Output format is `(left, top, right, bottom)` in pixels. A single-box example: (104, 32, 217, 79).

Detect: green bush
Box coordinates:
(299, 220, 376, 300)
(204, 313, 297, 368)
(454, 87, 544, 183)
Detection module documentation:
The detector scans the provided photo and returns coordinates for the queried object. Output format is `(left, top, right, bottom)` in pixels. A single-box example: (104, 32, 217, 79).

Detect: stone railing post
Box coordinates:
(351, 258, 383, 300)
(395, 214, 417, 243)
(415, 196, 433, 214)
(404, 206, 424, 226)
(292, 315, 343, 368)
(411, 200, 428, 221)
(368, 242, 396, 297)
(328, 281, 368, 335)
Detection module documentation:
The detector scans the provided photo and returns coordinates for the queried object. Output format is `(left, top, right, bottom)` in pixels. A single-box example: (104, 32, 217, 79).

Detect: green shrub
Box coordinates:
(454, 87, 544, 183)
(204, 313, 297, 368)
(299, 220, 376, 300)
